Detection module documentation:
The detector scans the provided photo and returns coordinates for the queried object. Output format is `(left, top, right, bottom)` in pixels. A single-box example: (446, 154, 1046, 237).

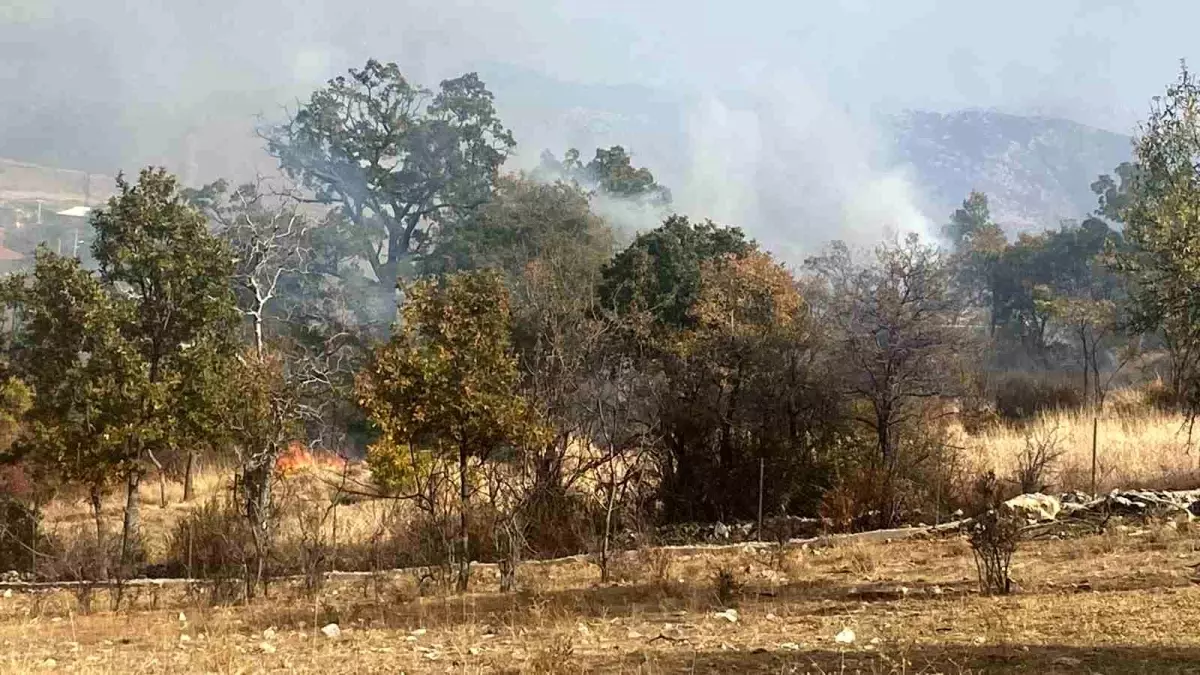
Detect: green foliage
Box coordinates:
(359, 271, 542, 489)
(599, 215, 751, 330)
(90, 168, 240, 467)
(424, 174, 612, 277)
(537, 146, 671, 204)
(1109, 63, 1200, 410)
(3, 249, 145, 484)
(267, 59, 515, 291)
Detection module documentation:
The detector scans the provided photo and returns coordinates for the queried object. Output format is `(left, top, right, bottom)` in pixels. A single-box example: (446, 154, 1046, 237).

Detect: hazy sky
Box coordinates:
(1, 0, 1195, 252)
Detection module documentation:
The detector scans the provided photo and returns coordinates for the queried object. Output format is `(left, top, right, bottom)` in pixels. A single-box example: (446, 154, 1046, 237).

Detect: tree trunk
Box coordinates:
(244, 454, 274, 597)
(600, 471, 617, 584)
(120, 471, 142, 575)
(182, 451, 196, 502)
(90, 484, 104, 544)
(457, 442, 470, 593)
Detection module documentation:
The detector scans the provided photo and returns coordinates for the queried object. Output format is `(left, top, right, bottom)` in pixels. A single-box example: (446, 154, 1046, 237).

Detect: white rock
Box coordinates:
(780, 642, 801, 651)
(178, 612, 187, 623)
(410, 628, 426, 637)
(262, 628, 276, 640)
(2, 590, 11, 599)
(259, 642, 277, 654)
(835, 627, 856, 644)
(713, 609, 739, 623)
(321, 623, 341, 639)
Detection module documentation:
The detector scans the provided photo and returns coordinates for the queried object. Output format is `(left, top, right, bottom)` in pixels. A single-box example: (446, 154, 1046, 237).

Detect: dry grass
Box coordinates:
(955, 396, 1200, 494)
(4, 528, 1200, 673)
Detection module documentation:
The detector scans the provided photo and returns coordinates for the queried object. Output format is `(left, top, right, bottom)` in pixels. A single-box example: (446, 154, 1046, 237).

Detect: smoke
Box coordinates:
(672, 74, 933, 262)
(14, 0, 1155, 259)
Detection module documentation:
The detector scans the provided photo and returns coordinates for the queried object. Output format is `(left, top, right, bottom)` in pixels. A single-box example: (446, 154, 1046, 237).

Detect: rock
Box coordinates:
(1004, 493, 1061, 522)
(2, 589, 11, 599)
(320, 623, 341, 639)
(713, 609, 739, 623)
(258, 641, 276, 654)
(835, 627, 856, 645)
(713, 522, 731, 539)
(262, 628, 276, 640)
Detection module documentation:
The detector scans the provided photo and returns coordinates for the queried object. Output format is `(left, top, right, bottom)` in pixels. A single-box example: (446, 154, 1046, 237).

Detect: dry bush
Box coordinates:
(164, 497, 253, 579)
(635, 545, 672, 587)
(843, 544, 880, 577)
(526, 635, 576, 674)
(711, 566, 739, 606)
(1011, 425, 1064, 494)
(993, 372, 1082, 423)
(967, 470, 1019, 595)
(969, 508, 1020, 595)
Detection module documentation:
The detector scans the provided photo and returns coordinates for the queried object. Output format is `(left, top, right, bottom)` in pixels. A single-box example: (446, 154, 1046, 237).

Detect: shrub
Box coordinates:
(968, 508, 1021, 595)
(1011, 425, 1064, 494)
(711, 566, 739, 606)
(0, 496, 41, 575)
(994, 373, 1082, 423)
(163, 497, 254, 582)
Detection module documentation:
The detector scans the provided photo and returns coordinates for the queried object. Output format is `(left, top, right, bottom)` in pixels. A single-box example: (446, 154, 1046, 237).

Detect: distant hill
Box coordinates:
(881, 110, 1133, 232)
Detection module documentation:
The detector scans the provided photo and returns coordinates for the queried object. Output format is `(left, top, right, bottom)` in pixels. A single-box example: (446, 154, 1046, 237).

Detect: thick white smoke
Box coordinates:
(673, 73, 933, 262)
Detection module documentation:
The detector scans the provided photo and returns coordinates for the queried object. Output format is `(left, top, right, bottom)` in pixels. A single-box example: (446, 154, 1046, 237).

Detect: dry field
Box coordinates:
(956, 403, 1200, 495)
(14, 396, 1200, 673)
(4, 526, 1200, 674)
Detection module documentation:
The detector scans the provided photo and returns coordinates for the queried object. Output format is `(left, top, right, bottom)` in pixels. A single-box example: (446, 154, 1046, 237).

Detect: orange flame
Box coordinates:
(275, 442, 347, 477)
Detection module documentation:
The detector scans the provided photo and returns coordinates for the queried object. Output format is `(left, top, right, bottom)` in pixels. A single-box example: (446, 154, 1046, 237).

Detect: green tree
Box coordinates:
(599, 215, 751, 330)
(266, 59, 516, 296)
(943, 191, 1000, 252)
(423, 174, 612, 277)
(1111, 63, 1200, 410)
(2, 249, 143, 556)
(1092, 161, 1141, 224)
(90, 168, 239, 568)
(537, 146, 671, 204)
(358, 271, 541, 591)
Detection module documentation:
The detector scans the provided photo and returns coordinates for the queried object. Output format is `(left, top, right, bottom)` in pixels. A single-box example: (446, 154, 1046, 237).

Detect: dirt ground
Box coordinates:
(3, 527, 1200, 674)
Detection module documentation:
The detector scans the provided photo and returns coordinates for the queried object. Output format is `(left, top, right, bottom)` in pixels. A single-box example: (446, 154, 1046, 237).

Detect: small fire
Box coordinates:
(275, 442, 347, 477)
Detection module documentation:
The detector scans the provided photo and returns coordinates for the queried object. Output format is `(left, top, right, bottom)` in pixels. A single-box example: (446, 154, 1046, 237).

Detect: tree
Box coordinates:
(943, 192, 1007, 317)
(1, 249, 140, 553)
(1111, 63, 1200, 411)
(808, 234, 971, 527)
(599, 215, 751, 330)
(90, 168, 239, 569)
(358, 271, 541, 591)
(423, 174, 612, 278)
(266, 59, 516, 296)
(537, 146, 672, 204)
(943, 191, 1000, 252)
(1092, 161, 1141, 224)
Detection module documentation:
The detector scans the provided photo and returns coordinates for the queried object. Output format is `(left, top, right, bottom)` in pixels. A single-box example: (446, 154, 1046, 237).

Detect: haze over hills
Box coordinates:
(883, 109, 1134, 233)
(0, 64, 1137, 249)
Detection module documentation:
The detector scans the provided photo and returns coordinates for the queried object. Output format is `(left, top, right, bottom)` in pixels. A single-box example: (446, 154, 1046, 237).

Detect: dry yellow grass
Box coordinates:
(4, 528, 1200, 673)
(955, 401, 1200, 494)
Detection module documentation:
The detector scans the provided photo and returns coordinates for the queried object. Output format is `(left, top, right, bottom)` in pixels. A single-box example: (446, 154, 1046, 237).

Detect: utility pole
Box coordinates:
(757, 458, 765, 541)
(1091, 417, 1099, 496)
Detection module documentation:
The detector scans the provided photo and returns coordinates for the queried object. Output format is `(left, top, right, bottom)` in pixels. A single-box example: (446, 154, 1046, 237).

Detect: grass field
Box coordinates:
(14, 394, 1200, 673)
(4, 526, 1200, 673)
